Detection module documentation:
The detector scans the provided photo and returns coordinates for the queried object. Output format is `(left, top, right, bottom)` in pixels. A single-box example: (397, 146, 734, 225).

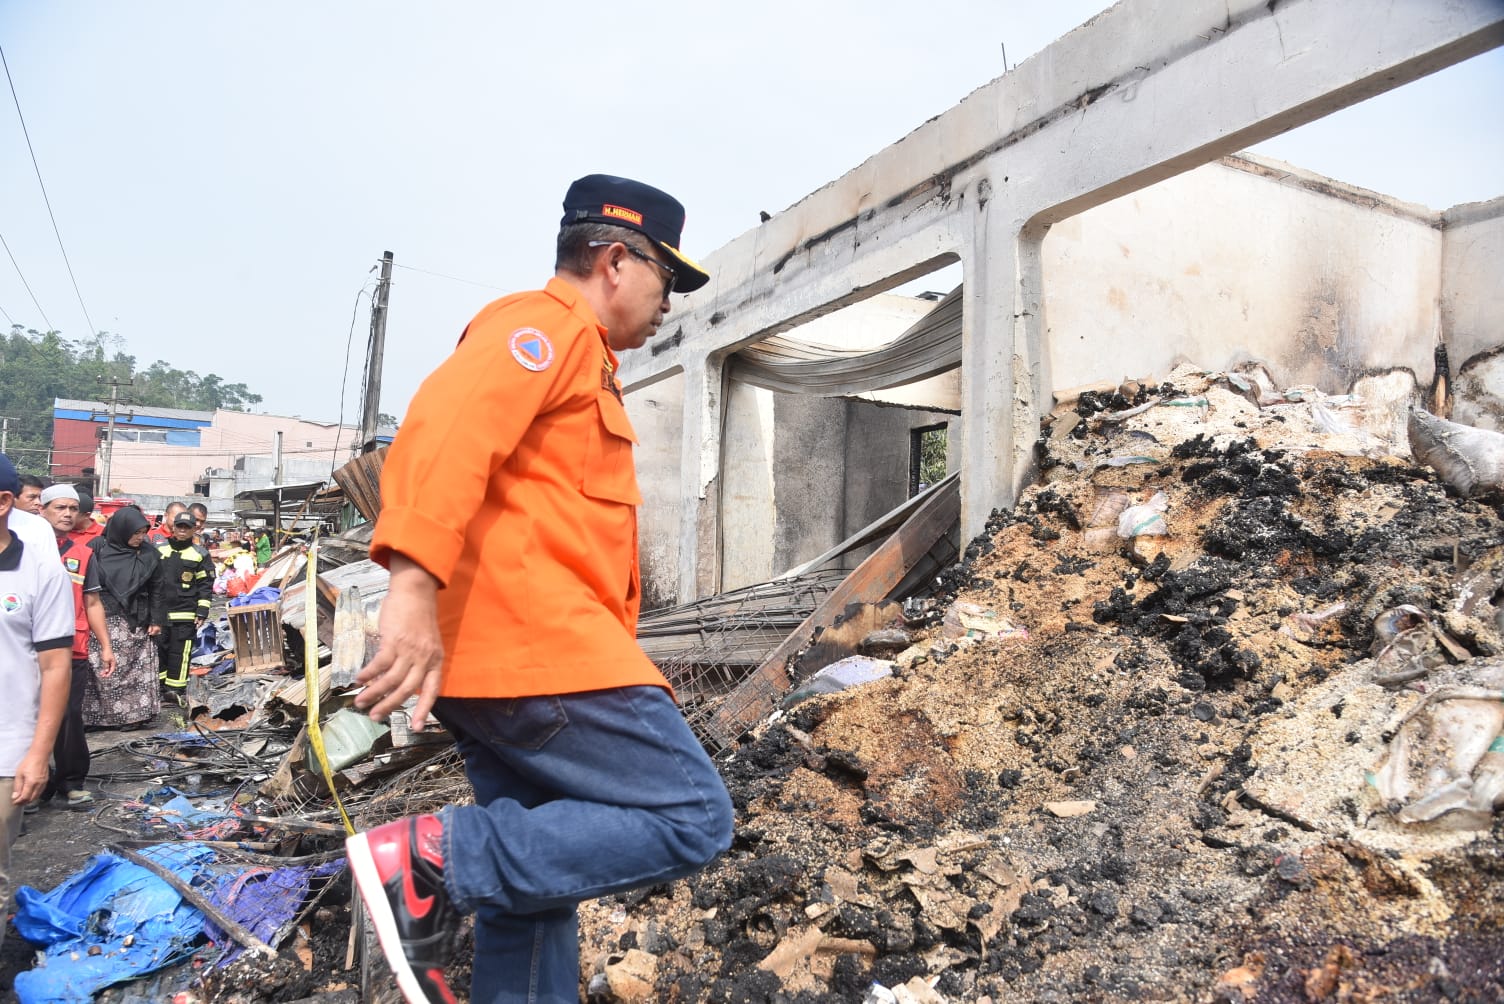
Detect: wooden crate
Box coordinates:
(229, 602, 285, 673)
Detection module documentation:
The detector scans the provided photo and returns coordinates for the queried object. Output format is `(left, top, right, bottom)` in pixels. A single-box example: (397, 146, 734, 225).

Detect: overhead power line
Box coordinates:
(330, 278, 376, 471)
(0, 229, 54, 331)
(392, 261, 507, 291)
(1, 44, 96, 335)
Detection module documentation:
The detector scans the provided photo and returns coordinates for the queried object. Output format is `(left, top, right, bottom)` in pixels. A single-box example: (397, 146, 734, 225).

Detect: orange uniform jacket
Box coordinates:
(371, 277, 668, 699)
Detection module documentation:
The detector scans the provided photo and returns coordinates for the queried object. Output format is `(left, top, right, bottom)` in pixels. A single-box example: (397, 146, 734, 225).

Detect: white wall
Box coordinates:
(1042, 156, 1445, 396)
(1443, 198, 1504, 428)
(721, 379, 777, 591)
(625, 372, 686, 612)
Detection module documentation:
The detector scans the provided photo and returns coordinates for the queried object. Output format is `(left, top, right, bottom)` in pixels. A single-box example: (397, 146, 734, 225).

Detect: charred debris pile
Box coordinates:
(575, 365, 1504, 1003)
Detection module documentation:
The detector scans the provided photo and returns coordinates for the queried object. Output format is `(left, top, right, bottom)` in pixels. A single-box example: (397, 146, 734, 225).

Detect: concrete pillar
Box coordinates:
(676, 355, 725, 600)
(959, 184, 1050, 542)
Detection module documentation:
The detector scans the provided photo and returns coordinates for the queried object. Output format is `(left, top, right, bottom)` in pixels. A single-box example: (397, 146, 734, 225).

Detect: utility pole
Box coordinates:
(96, 377, 132, 498)
(273, 430, 284, 484)
(359, 251, 394, 455)
(1, 416, 9, 453)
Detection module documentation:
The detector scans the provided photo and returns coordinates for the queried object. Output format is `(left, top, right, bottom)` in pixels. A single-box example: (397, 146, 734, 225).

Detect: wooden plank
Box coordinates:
(706, 478, 960, 750)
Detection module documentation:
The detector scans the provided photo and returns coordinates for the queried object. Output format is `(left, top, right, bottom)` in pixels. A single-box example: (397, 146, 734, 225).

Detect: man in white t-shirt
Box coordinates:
(0, 454, 73, 952)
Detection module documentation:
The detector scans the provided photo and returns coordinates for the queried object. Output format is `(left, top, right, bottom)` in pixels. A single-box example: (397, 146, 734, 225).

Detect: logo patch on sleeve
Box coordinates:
(509, 328, 554, 372)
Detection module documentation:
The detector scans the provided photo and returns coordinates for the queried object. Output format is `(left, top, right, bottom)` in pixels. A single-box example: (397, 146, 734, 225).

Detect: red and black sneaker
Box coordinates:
(347, 814, 458, 1004)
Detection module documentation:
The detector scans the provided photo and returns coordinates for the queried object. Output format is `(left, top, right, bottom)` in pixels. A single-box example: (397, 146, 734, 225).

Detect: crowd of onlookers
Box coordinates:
(1, 461, 288, 864)
(15, 473, 281, 598)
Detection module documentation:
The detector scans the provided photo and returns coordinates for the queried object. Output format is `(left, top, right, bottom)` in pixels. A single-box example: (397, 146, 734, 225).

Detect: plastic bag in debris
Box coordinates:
(940, 602, 1026, 643)
(13, 843, 212, 1003)
(1117, 491, 1169, 538)
(1407, 408, 1504, 497)
(785, 656, 894, 707)
(139, 794, 242, 841)
(863, 978, 948, 1003)
(228, 586, 281, 608)
(1367, 604, 1471, 686)
(191, 621, 219, 659)
(1370, 659, 1504, 828)
(308, 706, 390, 772)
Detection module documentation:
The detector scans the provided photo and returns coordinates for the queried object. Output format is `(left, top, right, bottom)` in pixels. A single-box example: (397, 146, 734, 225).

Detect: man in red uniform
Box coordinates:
(37, 484, 113, 808)
(68, 489, 104, 547)
(346, 175, 733, 1004)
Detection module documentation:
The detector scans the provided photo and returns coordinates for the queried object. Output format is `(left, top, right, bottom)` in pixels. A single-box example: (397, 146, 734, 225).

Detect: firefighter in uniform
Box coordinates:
(156, 509, 211, 697)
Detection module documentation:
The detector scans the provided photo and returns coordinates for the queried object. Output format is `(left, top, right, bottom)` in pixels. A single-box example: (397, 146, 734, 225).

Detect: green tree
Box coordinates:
(918, 425, 948, 487)
(0, 325, 264, 476)
(135, 361, 261, 410)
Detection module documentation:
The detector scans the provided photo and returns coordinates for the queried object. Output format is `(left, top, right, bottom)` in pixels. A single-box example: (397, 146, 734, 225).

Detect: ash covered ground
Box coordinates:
(573, 370, 1504, 1003)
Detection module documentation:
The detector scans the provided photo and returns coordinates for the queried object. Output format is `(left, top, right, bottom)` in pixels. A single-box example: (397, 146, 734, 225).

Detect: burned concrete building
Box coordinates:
(619, 0, 1503, 610)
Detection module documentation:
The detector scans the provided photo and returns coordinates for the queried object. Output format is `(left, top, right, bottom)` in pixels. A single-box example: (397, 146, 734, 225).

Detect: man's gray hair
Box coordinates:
(555, 222, 652, 277)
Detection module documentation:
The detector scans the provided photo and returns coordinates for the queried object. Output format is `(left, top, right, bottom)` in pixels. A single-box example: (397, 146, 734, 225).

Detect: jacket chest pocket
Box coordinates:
(582, 390, 642, 506)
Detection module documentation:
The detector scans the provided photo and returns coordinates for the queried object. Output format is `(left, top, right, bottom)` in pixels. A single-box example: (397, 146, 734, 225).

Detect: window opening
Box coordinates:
(909, 423, 948, 497)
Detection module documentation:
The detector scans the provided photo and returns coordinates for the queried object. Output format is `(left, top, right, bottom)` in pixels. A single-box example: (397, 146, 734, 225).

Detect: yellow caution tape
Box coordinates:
(302, 539, 355, 835)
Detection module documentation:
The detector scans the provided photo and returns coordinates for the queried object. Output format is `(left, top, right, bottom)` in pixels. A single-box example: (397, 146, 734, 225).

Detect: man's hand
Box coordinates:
(147, 625, 161, 637)
(98, 649, 117, 678)
(354, 555, 444, 730)
(12, 749, 49, 805)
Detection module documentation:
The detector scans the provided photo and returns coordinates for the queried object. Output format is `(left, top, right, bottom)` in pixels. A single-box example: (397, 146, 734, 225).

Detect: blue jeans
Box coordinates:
(433, 686, 734, 1003)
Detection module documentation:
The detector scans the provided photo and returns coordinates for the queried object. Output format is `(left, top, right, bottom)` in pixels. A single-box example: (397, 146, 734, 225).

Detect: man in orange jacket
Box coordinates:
(346, 175, 733, 1004)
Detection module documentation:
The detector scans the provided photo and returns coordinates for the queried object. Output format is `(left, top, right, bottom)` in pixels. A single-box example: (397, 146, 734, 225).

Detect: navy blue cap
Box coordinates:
(561, 174, 710, 293)
(0, 453, 19, 496)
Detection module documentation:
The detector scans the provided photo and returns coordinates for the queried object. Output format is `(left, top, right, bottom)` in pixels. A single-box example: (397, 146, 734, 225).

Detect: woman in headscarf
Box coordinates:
(82, 506, 166, 728)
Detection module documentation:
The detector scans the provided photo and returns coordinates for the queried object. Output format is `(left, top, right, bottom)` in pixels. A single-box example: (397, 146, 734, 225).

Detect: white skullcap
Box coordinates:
(40, 484, 79, 506)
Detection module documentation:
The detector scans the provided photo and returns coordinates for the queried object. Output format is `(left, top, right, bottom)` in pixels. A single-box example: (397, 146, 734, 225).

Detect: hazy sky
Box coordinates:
(2, 2, 1500, 423)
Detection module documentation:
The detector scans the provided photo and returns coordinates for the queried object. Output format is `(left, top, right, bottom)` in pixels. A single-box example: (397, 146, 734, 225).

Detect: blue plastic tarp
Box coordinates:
(13, 843, 214, 1003)
(11, 837, 346, 998)
(210, 860, 345, 965)
(228, 586, 281, 608)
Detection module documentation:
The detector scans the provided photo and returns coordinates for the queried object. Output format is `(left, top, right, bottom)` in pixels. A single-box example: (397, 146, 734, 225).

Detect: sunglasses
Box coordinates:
(589, 241, 676, 297)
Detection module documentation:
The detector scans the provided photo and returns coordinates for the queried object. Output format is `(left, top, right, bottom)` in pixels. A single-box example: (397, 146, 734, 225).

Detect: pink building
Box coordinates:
(52, 399, 391, 498)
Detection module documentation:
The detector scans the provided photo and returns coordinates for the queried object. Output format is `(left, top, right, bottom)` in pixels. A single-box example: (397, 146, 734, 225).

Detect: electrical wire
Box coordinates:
(330, 279, 375, 473)
(74, 444, 368, 463)
(0, 301, 13, 325)
(392, 260, 508, 292)
(89, 721, 301, 784)
(0, 229, 54, 330)
(0, 45, 95, 335)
